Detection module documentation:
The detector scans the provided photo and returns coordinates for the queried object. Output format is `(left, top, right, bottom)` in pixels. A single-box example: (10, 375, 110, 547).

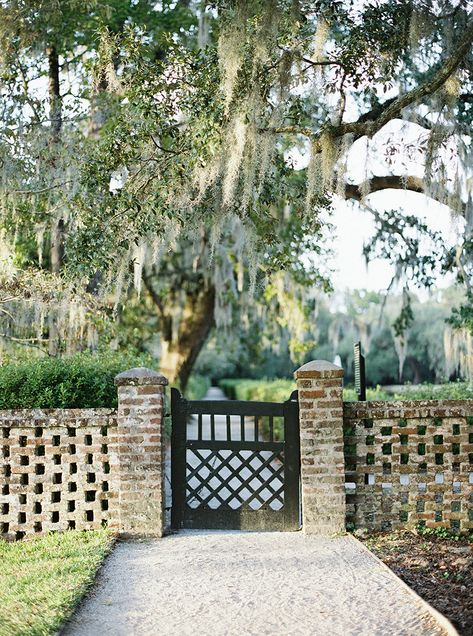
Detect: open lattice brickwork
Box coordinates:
(343, 401, 473, 533)
(0, 409, 118, 540)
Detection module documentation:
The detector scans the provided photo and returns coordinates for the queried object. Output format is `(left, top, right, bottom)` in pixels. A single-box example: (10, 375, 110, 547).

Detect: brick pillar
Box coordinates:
(114, 367, 168, 538)
(294, 360, 346, 535)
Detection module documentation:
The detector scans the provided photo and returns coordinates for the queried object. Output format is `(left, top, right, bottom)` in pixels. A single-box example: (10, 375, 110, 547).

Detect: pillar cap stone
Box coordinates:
(294, 360, 344, 379)
(115, 367, 169, 386)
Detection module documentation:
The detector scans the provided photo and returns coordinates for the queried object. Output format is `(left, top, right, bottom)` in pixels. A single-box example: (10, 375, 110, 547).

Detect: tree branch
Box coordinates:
(5, 180, 73, 195)
(344, 174, 467, 216)
(364, 20, 473, 135)
(344, 176, 425, 201)
(270, 20, 473, 147)
(142, 269, 166, 320)
(0, 333, 49, 354)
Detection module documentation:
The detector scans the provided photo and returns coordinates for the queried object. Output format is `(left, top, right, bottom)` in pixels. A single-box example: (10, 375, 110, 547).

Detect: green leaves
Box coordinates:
(0, 351, 153, 409)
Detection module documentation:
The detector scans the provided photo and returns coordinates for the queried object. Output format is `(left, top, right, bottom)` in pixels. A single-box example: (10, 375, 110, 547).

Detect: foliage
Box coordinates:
(3, 0, 472, 282)
(196, 286, 467, 388)
(220, 377, 473, 403)
(0, 529, 113, 636)
(220, 377, 388, 402)
(62, 0, 473, 310)
(342, 386, 392, 401)
(305, 287, 461, 385)
(185, 374, 211, 400)
(388, 381, 473, 401)
(0, 351, 153, 409)
(1, 0, 473, 382)
(219, 378, 295, 402)
(414, 523, 467, 541)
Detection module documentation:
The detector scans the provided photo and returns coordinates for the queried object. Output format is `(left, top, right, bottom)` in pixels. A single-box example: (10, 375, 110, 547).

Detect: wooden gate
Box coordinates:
(170, 389, 300, 531)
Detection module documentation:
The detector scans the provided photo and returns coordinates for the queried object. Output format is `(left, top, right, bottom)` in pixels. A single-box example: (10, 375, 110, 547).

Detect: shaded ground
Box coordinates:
(63, 531, 445, 636)
(363, 530, 472, 635)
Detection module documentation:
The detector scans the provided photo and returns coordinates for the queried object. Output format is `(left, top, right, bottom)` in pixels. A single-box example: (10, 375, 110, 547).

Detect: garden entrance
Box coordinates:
(170, 388, 300, 531)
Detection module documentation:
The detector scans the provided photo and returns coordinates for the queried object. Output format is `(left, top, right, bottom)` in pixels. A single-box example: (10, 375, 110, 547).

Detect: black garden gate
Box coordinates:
(170, 388, 300, 531)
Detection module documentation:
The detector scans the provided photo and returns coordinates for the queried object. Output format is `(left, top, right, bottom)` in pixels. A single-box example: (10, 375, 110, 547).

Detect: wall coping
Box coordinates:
(0, 408, 118, 426)
(294, 359, 344, 379)
(0, 407, 117, 417)
(343, 398, 473, 419)
(115, 367, 169, 386)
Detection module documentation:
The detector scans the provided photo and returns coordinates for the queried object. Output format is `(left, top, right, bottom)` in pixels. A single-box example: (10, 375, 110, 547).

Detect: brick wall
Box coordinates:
(4, 359, 472, 539)
(344, 400, 473, 533)
(0, 367, 167, 541)
(0, 409, 118, 540)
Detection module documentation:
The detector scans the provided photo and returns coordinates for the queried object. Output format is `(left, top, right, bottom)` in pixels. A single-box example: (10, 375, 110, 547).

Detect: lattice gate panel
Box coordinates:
(186, 449, 284, 511)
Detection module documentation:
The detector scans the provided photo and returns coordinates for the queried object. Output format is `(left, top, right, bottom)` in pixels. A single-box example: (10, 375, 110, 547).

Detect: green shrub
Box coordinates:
(220, 378, 391, 403)
(220, 379, 473, 404)
(343, 386, 392, 401)
(390, 382, 473, 400)
(185, 374, 211, 400)
(0, 351, 153, 409)
(219, 378, 295, 402)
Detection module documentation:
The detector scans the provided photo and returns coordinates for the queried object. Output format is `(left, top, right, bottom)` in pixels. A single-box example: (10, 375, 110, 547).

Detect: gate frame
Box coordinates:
(170, 388, 300, 532)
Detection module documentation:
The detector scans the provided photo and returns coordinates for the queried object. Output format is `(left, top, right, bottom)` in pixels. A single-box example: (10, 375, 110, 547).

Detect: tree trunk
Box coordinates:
(47, 46, 62, 142)
(159, 286, 215, 392)
(407, 356, 422, 384)
(47, 45, 62, 356)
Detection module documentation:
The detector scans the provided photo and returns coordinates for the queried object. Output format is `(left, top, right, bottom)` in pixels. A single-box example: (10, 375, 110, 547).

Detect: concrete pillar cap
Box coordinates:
(294, 360, 344, 379)
(115, 367, 169, 386)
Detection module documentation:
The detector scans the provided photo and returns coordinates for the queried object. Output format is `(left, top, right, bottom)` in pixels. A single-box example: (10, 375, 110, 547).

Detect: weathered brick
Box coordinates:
(299, 390, 326, 399)
(0, 408, 118, 541)
(344, 398, 473, 534)
(295, 360, 346, 536)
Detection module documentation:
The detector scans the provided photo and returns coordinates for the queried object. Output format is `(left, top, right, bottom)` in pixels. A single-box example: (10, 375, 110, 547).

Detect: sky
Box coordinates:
(288, 118, 465, 295)
(331, 191, 459, 293)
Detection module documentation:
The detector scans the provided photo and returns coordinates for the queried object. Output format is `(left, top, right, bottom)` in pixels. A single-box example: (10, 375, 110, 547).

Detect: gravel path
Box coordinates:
(63, 531, 446, 636)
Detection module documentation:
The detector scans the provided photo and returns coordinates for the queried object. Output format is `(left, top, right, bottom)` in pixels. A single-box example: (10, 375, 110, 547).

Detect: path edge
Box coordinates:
(348, 535, 459, 636)
(59, 536, 118, 635)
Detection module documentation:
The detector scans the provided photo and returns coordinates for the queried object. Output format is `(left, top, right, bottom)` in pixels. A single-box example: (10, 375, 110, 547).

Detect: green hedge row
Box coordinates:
(387, 382, 473, 401)
(219, 378, 473, 403)
(0, 352, 153, 409)
(185, 374, 211, 400)
(219, 378, 296, 403)
(218, 378, 388, 403)
(343, 386, 391, 401)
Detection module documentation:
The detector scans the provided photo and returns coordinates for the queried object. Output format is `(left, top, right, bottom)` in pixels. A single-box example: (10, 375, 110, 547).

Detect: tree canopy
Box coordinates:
(0, 0, 472, 383)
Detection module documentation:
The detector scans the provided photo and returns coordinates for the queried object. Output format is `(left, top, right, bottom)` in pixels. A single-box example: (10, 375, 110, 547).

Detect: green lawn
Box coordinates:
(0, 529, 113, 636)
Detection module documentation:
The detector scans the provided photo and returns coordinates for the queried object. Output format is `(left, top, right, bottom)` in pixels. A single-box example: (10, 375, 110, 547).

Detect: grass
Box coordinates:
(0, 528, 113, 636)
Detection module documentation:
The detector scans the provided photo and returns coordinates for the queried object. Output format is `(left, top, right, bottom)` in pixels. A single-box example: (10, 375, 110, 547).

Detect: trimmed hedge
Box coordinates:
(0, 351, 153, 409)
(342, 386, 391, 401)
(219, 378, 295, 402)
(386, 382, 473, 401)
(220, 378, 473, 403)
(185, 374, 211, 400)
